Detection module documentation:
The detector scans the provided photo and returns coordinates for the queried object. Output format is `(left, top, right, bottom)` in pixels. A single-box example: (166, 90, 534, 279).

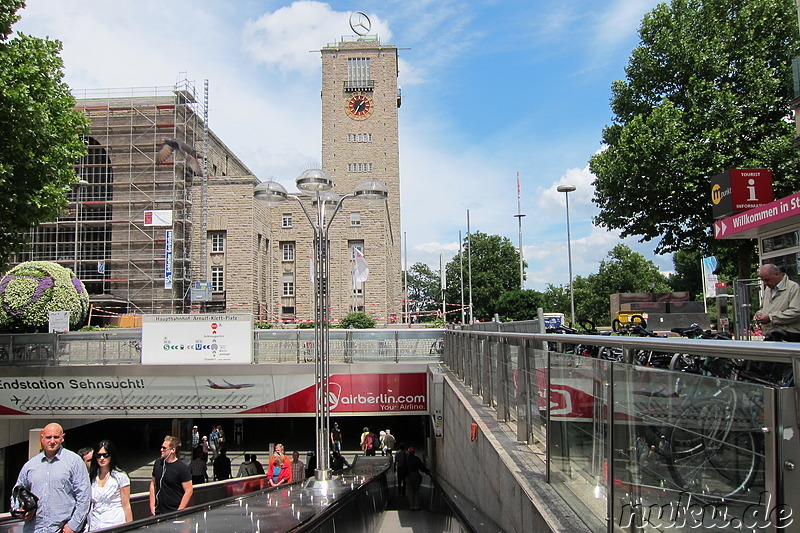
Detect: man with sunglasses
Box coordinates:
(149, 436, 192, 515)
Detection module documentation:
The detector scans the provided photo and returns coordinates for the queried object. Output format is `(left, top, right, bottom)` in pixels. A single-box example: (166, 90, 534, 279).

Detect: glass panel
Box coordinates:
(529, 344, 548, 445)
(548, 349, 609, 532)
(507, 344, 518, 422)
(612, 364, 767, 530)
(761, 230, 800, 253)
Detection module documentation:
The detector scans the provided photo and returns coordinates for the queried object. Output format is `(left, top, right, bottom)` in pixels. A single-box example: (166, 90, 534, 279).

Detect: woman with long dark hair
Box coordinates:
(88, 439, 133, 531)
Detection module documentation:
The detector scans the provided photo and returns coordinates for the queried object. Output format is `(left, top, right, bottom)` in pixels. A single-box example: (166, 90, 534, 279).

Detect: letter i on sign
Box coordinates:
(747, 179, 758, 202)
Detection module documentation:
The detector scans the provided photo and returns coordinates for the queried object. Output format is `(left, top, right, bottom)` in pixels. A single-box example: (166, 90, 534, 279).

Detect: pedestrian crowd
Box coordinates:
(11, 421, 423, 531)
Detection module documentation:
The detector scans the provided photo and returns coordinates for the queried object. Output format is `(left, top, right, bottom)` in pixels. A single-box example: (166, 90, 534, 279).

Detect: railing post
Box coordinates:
(497, 339, 509, 422)
(394, 330, 399, 363)
(482, 339, 492, 406)
(517, 338, 530, 442)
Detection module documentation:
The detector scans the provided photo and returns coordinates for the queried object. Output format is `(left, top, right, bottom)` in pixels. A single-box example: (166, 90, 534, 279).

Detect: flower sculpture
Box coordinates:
(0, 262, 89, 332)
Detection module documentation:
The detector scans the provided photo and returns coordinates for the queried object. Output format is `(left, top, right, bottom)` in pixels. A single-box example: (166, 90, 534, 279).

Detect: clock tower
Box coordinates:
(319, 35, 402, 322)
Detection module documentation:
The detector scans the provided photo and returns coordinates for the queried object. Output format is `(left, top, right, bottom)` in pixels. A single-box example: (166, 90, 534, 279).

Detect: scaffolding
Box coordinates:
(21, 81, 206, 316)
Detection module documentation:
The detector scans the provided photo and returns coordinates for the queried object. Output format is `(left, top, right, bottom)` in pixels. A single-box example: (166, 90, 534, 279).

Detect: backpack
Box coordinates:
(371, 433, 381, 450)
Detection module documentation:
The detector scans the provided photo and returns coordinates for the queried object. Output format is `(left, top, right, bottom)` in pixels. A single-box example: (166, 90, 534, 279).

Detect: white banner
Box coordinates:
(143, 210, 173, 227)
(141, 314, 253, 364)
(702, 256, 718, 298)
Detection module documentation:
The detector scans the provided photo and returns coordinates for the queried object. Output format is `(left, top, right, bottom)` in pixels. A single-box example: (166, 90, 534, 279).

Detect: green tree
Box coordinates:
(541, 283, 571, 316)
(0, 0, 88, 270)
(405, 262, 440, 322)
(589, 0, 800, 277)
(495, 289, 544, 321)
(575, 244, 671, 325)
(339, 312, 376, 329)
(444, 232, 523, 321)
(669, 248, 703, 296)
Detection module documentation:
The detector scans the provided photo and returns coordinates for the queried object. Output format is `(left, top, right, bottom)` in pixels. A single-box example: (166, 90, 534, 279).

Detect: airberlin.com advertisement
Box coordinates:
(0, 371, 427, 417)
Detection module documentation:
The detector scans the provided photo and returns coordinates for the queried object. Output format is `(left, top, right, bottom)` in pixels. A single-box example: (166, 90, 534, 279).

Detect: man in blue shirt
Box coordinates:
(15, 423, 91, 533)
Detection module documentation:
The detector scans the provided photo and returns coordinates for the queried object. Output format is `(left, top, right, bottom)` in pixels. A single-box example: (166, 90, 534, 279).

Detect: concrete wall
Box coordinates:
(433, 375, 591, 533)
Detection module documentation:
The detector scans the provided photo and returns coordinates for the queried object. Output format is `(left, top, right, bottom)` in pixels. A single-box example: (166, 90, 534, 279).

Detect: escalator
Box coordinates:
(1, 457, 491, 532)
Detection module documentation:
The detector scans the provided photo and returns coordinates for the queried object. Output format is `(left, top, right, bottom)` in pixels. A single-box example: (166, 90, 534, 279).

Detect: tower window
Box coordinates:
(210, 231, 225, 253)
(211, 266, 224, 292)
(347, 58, 371, 87)
(350, 212, 361, 227)
(282, 213, 293, 227)
(347, 163, 373, 173)
(347, 133, 372, 143)
(282, 242, 295, 261)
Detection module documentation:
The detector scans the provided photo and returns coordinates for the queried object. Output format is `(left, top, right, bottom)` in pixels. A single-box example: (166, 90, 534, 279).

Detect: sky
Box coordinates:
(13, 0, 670, 291)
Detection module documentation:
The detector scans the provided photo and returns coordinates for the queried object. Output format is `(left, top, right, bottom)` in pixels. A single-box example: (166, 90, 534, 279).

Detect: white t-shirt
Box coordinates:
(89, 470, 130, 531)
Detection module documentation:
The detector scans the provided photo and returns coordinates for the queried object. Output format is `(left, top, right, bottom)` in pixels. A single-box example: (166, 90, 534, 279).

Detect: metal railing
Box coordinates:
(0, 329, 445, 366)
(443, 328, 800, 533)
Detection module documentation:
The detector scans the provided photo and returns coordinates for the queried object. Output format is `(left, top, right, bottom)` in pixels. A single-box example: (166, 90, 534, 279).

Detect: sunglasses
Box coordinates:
(160, 446, 171, 450)
(96, 453, 110, 459)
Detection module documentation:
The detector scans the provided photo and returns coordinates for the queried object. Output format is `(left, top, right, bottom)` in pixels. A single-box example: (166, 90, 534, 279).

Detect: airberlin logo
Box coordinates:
(711, 183, 730, 205)
(327, 382, 426, 411)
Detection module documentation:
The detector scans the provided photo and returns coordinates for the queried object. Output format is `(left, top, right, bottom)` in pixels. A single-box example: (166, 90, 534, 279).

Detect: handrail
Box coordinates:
(446, 329, 800, 362)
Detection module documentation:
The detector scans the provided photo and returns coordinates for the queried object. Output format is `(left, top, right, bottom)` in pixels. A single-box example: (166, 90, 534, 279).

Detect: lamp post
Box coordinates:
(254, 169, 388, 481)
(73, 179, 89, 275)
(556, 185, 576, 325)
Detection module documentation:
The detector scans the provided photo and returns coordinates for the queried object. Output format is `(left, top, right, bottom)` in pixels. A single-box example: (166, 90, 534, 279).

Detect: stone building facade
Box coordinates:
(14, 35, 403, 325)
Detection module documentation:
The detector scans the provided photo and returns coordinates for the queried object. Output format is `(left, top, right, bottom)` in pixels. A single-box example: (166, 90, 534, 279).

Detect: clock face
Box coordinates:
(346, 94, 374, 120)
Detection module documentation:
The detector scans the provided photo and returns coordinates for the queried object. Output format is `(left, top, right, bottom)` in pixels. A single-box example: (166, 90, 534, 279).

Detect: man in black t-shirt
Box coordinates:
(150, 435, 193, 515)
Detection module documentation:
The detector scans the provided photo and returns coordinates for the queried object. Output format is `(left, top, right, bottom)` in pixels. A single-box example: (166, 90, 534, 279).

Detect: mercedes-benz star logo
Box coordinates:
(349, 11, 371, 36)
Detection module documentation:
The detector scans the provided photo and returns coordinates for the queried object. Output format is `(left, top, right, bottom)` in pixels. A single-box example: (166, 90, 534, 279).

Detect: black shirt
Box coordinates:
(152, 457, 191, 514)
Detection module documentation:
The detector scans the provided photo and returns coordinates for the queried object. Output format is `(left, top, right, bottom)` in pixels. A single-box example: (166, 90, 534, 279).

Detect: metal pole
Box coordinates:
(440, 253, 446, 320)
(459, 230, 465, 325)
(404, 231, 408, 324)
(313, 193, 331, 480)
(467, 210, 473, 324)
(565, 192, 575, 325)
(514, 172, 526, 290)
(557, 185, 576, 325)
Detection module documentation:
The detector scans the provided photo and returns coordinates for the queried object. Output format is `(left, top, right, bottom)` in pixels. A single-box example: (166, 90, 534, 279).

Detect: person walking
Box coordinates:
(78, 447, 94, 472)
(267, 454, 290, 487)
(269, 444, 291, 482)
(213, 447, 232, 481)
(149, 436, 193, 515)
(405, 446, 429, 511)
(330, 422, 343, 454)
(14, 423, 91, 533)
(290, 451, 305, 483)
(395, 443, 408, 496)
(87, 440, 132, 531)
(208, 427, 220, 464)
(189, 449, 207, 486)
(190, 426, 200, 451)
(236, 454, 259, 477)
(382, 429, 396, 456)
(360, 427, 378, 457)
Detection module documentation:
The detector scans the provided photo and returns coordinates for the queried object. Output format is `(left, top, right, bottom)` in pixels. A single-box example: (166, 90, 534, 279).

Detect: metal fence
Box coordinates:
(0, 329, 445, 366)
(443, 328, 800, 533)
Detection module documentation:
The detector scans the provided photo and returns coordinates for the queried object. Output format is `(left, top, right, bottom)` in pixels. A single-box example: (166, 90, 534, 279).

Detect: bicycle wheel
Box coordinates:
(612, 319, 623, 332)
(666, 398, 761, 501)
(630, 315, 647, 329)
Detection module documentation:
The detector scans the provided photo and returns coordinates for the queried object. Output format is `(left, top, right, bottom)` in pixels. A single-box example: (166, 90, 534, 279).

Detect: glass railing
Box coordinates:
(443, 329, 798, 532)
(0, 329, 445, 366)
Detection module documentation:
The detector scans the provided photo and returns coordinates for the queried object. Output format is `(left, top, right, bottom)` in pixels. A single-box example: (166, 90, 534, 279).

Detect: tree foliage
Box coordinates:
(405, 262, 440, 321)
(339, 312, 376, 329)
(543, 245, 670, 325)
(589, 0, 800, 276)
(495, 290, 544, 322)
(0, 0, 88, 270)
(444, 232, 523, 321)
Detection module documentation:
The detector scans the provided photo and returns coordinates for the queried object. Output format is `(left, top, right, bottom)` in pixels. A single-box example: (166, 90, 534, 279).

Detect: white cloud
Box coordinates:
(243, 2, 392, 74)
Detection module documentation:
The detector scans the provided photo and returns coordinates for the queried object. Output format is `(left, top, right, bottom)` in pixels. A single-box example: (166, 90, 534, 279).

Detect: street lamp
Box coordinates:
(254, 169, 388, 481)
(556, 184, 576, 325)
(73, 179, 89, 275)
